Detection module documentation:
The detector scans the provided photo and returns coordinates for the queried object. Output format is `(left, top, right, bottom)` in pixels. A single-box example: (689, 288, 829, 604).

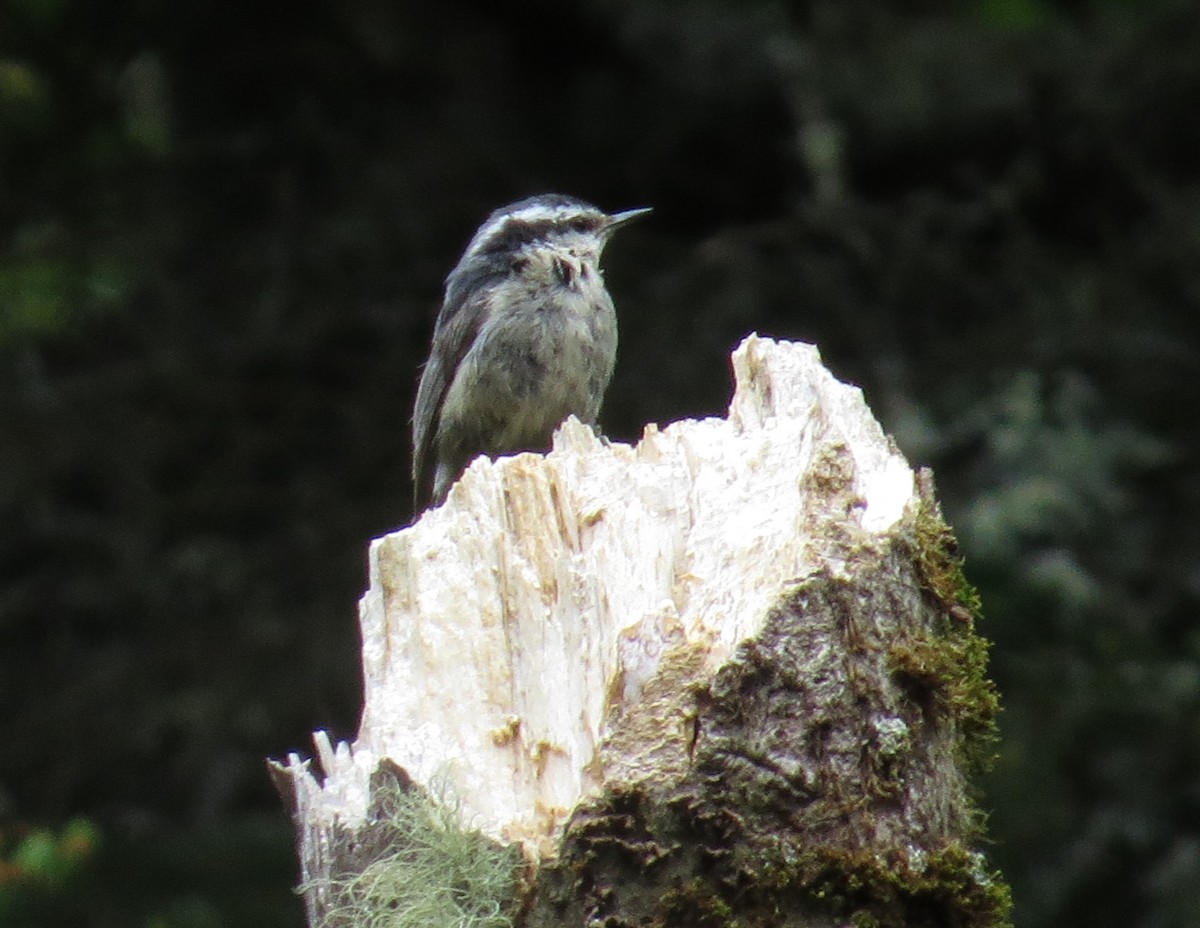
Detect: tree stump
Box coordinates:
(270, 334, 1010, 928)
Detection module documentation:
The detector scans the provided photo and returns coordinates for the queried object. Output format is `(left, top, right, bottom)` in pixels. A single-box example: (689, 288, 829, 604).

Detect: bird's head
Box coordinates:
(448, 194, 651, 292)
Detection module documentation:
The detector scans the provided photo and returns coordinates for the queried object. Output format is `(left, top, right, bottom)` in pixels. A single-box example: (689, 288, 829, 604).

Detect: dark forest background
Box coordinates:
(3, 0, 1199, 925)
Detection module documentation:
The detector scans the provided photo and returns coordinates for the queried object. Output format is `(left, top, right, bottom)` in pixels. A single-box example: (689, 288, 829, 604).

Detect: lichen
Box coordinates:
(311, 783, 522, 928)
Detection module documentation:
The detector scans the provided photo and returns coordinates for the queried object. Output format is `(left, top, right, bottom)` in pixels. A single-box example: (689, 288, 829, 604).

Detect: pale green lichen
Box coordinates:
(313, 784, 521, 928)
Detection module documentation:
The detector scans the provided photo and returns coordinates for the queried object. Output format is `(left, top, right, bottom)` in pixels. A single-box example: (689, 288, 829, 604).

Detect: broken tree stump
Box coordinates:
(270, 334, 1010, 928)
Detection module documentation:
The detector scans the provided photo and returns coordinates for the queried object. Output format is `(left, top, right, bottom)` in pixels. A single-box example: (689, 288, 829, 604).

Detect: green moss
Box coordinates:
(896, 489, 1001, 778)
(888, 630, 1000, 778)
(759, 841, 1012, 928)
(851, 912, 882, 928)
(313, 784, 522, 928)
(911, 489, 984, 619)
(659, 877, 739, 928)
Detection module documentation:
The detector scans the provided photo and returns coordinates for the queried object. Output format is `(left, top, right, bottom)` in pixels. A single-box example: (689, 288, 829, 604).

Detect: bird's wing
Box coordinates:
(411, 285, 493, 511)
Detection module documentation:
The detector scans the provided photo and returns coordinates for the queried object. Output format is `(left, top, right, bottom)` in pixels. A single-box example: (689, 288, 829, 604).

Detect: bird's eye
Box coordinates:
(570, 218, 591, 233)
(510, 257, 530, 274)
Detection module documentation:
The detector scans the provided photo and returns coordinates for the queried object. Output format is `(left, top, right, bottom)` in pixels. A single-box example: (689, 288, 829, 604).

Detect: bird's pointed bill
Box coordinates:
(605, 206, 653, 232)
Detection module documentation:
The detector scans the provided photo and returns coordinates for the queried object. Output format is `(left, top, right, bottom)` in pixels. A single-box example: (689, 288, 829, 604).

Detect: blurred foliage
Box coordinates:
(0, 818, 98, 923)
(2, 0, 1199, 926)
(0, 816, 300, 927)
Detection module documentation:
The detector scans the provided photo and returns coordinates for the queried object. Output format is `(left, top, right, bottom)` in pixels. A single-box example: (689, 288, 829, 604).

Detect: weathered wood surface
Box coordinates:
(271, 335, 1008, 928)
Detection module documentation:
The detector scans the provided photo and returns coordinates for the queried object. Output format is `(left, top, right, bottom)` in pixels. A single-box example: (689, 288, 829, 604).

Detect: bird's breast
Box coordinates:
(441, 274, 618, 454)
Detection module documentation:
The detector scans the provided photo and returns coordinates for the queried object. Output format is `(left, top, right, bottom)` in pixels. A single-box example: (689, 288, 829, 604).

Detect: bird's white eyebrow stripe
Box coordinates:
(505, 204, 579, 225)
(462, 205, 591, 262)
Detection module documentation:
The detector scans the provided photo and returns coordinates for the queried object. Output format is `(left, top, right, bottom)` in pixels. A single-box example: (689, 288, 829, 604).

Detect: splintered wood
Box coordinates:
(273, 334, 916, 857)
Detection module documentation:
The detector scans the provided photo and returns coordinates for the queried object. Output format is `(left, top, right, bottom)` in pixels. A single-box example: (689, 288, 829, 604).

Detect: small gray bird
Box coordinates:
(412, 194, 650, 511)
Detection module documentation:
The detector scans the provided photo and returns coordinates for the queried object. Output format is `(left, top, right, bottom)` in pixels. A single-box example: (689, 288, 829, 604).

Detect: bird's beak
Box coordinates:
(605, 206, 653, 233)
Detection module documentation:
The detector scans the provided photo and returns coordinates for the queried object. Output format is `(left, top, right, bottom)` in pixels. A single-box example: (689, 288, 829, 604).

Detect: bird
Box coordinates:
(411, 193, 650, 512)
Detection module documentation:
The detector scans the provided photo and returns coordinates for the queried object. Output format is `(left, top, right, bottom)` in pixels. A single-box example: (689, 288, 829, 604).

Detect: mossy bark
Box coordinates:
(522, 523, 1007, 928)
